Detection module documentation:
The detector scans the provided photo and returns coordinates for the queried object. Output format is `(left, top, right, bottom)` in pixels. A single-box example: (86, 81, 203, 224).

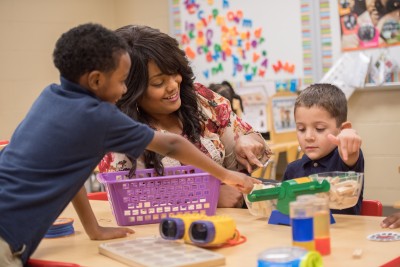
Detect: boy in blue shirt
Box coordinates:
(0, 23, 258, 266)
(283, 83, 364, 215)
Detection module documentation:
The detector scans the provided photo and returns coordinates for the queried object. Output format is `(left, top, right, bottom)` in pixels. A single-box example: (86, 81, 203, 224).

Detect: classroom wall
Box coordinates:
(348, 88, 400, 206)
(0, 0, 169, 140)
(114, 0, 169, 32)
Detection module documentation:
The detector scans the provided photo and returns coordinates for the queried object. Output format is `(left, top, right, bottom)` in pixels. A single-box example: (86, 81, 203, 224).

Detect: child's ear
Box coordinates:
(87, 71, 103, 92)
(340, 121, 352, 130)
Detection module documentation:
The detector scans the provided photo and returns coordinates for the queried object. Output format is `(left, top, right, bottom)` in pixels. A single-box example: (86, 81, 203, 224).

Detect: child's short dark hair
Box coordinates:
(295, 83, 347, 127)
(53, 23, 128, 83)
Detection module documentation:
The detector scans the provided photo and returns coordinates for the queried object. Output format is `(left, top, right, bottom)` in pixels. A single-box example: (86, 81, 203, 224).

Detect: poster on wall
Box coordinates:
(271, 96, 296, 134)
(338, 0, 400, 51)
(235, 84, 268, 133)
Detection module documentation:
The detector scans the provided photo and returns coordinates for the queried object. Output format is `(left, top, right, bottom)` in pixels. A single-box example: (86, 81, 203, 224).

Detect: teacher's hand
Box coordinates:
(235, 134, 272, 173)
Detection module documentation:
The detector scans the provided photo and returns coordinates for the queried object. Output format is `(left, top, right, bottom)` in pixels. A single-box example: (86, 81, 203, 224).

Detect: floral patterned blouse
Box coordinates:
(98, 83, 258, 173)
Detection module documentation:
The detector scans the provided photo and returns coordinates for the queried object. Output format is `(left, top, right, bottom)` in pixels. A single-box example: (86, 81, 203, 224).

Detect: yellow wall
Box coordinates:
(0, 0, 169, 140)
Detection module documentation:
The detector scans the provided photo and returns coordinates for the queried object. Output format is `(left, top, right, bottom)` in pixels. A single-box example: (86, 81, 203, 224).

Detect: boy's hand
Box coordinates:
(381, 212, 400, 229)
(221, 170, 261, 194)
(328, 128, 361, 165)
(88, 226, 134, 240)
(217, 184, 244, 208)
(72, 187, 135, 241)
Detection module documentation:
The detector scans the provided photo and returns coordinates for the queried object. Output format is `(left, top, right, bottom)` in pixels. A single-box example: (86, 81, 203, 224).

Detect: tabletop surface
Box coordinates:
(32, 201, 400, 267)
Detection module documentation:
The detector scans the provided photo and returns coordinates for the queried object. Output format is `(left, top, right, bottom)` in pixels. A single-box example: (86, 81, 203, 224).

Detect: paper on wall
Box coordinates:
(369, 51, 399, 86)
(236, 84, 269, 133)
(320, 52, 370, 99)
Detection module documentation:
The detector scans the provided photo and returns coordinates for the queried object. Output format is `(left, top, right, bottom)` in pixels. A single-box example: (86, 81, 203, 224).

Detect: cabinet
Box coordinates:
(349, 84, 400, 206)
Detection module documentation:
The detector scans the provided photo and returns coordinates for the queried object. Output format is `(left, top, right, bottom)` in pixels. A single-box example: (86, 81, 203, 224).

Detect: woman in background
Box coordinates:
(209, 80, 244, 115)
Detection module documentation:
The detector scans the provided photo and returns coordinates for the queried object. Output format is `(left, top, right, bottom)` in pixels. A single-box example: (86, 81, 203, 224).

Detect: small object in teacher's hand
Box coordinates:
(44, 217, 75, 238)
(252, 158, 272, 179)
(367, 232, 400, 242)
(252, 177, 281, 185)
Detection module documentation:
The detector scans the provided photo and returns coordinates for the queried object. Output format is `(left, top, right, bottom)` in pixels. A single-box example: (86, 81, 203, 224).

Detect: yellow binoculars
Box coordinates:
(159, 214, 236, 247)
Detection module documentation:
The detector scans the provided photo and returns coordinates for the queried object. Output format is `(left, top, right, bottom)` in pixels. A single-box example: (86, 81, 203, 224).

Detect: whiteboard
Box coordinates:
(172, 0, 304, 84)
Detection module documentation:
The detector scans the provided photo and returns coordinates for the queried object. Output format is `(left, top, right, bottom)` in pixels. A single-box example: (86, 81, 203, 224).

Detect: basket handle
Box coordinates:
(96, 173, 106, 184)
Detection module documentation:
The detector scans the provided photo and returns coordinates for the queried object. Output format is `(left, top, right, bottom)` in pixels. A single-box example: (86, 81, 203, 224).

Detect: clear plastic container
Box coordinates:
(309, 171, 363, 210)
(244, 183, 278, 217)
(313, 198, 331, 256)
(290, 200, 315, 251)
(257, 247, 323, 267)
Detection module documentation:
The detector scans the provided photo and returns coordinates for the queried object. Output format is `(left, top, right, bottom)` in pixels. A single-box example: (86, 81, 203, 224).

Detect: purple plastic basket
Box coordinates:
(97, 165, 221, 226)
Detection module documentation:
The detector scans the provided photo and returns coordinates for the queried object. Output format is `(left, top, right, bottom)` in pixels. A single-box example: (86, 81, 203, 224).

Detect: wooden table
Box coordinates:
(32, 201, 400, 267)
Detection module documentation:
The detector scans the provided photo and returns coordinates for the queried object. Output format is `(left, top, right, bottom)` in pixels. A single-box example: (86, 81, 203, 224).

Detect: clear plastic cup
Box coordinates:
(309, 171, 363, 210)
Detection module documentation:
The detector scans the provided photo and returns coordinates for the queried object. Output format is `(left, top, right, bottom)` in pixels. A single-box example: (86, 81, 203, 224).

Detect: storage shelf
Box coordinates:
(356, 82, 400, 91)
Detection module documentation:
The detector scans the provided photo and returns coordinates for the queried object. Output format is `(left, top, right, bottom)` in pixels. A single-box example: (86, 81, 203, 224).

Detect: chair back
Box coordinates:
(361, 199, 383, 216)
(0, 140, 9, 150)
(27, 258, 80, 267)
(87, 192, 108, 201)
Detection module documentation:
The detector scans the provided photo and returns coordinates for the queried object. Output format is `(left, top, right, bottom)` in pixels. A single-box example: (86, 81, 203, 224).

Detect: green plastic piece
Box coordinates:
(247, 179, 331, 215)
(300, 251, 323, 267)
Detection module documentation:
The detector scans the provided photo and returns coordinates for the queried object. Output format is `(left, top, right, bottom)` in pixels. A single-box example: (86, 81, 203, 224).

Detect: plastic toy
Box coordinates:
(159, 213, 207, 243)
(96, 165, 220, 226)
(159, 214, 238, 247)
(99, 237, 225, 266)
(247, 177, 334, 225)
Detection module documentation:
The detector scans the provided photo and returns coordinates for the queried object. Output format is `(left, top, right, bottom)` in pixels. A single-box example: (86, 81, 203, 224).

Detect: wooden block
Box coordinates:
(336, 186, 354, 196)
(352, 248, 363, 259)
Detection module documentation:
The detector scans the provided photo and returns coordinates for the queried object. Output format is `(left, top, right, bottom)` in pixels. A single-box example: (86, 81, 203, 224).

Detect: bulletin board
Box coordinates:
(337, 0, 400, 52)
(170, 0, 304, 84)
(328, 0, 400, 85)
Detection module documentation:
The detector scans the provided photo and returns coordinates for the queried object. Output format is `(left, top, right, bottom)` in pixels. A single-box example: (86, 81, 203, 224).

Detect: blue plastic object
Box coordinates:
(267, 210, 336, 225)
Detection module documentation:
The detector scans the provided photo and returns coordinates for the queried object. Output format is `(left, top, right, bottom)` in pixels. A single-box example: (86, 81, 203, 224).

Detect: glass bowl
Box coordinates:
(309, 171, 363, 210)
(244, 184, 278, 217)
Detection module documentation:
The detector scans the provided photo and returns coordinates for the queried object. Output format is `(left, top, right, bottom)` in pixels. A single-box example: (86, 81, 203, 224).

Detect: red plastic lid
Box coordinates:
(0, 140, 9, 146)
